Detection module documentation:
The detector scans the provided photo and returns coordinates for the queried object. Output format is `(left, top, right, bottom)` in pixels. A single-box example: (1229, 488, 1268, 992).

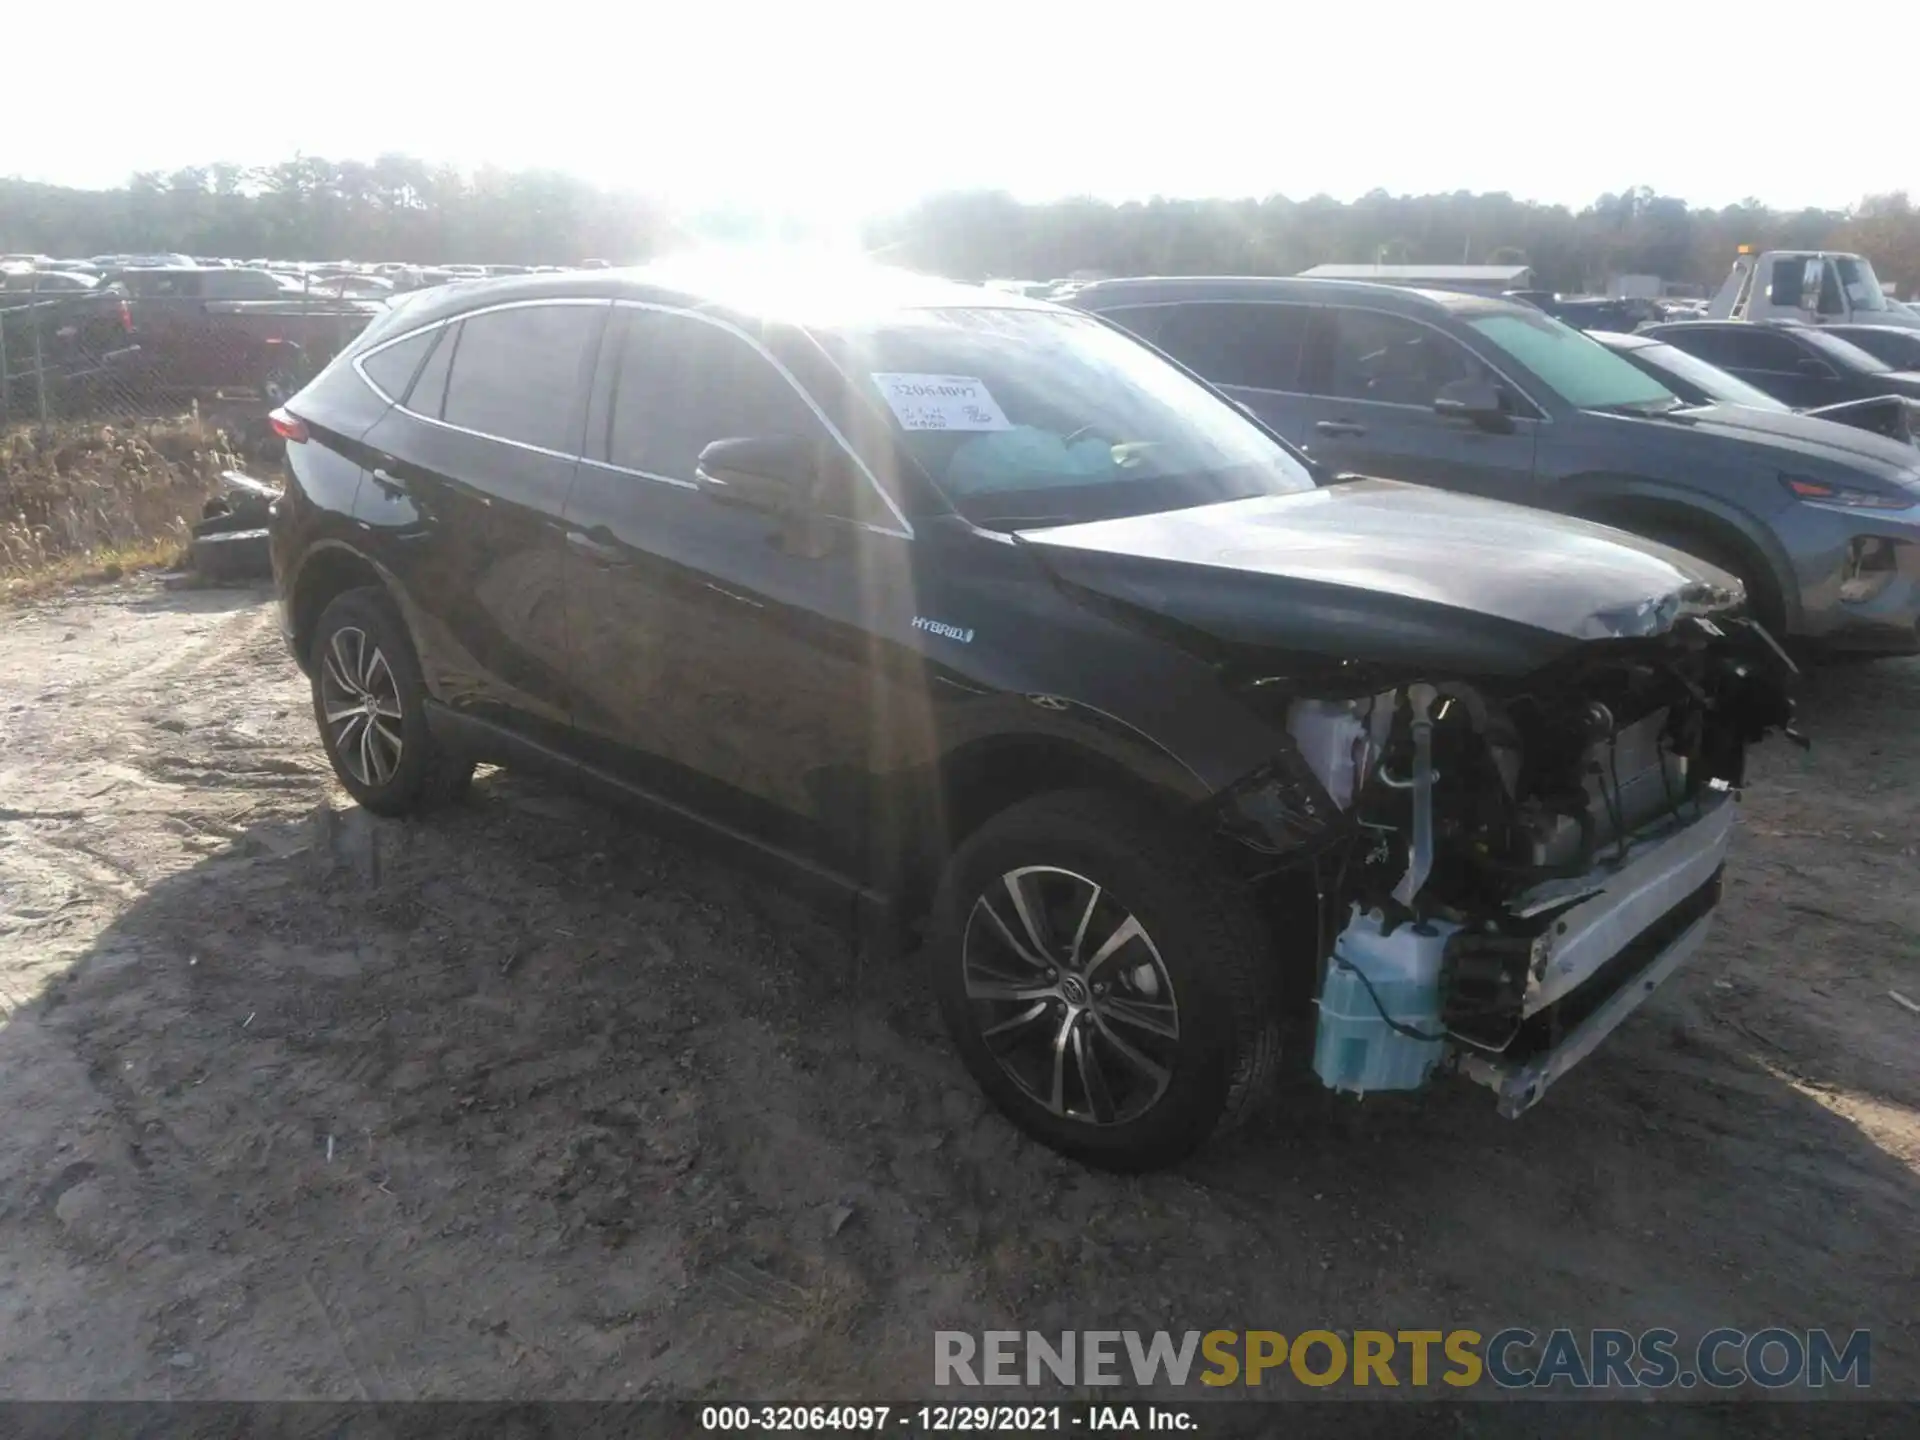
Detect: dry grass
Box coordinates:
(0, 415, 239, 594)
(0, 536, 189, 602)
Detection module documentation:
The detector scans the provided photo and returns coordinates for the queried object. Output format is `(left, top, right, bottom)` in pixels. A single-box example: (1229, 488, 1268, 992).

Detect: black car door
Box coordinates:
(354, 299, 605, 750)
(562, 303, 919, 874)
(1109, 300, 1317, 445)
(1288, 306, 1541, 502)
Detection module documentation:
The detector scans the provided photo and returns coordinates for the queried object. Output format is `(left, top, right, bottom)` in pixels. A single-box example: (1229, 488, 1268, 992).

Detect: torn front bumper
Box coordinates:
(1457, 790, 1735, 1117)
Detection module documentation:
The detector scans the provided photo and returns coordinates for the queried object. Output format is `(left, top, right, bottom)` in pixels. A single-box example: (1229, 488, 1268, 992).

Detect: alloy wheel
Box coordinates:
(961, 865, 1180, 1126)
(319, 625, 405, 788)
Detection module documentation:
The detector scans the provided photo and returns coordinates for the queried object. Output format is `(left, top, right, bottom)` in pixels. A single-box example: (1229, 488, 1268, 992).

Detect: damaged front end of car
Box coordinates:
(1217, 609, 1802, 1115)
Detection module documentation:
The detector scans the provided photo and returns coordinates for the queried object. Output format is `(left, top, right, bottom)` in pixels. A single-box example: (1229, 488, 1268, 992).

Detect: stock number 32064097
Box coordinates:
(700, 1406, 1066, 1432)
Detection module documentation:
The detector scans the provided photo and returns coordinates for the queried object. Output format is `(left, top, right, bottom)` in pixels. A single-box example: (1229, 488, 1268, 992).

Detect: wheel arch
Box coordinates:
(876, 726, 1212, 919)
(1559, 475, 1800, 634)
(285, 541, 397, 672)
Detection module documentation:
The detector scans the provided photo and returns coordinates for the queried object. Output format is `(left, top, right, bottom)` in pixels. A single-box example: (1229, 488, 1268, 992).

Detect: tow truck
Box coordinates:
(1709, 246, 1920, 330)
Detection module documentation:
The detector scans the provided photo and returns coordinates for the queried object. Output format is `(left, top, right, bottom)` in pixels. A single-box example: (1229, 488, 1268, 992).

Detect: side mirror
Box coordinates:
(1796, 357, 1837, 380)
(1432, 377, 1514, 433)
(695, 436, 827, 514)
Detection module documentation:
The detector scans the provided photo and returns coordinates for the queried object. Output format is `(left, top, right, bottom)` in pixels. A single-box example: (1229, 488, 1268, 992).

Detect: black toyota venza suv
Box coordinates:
(269, 261, 1798, 1169)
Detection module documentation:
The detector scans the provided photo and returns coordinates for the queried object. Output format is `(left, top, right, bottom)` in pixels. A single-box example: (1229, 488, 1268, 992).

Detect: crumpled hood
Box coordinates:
(1018, 480, 1743, 677)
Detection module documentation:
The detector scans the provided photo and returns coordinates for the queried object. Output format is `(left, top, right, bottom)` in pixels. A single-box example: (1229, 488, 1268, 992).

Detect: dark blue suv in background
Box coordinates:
(1068, 277, 1920, 656)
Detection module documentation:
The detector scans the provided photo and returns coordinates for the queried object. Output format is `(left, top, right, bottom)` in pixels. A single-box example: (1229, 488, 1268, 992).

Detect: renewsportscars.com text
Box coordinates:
(934, 1328, 1871, 1390)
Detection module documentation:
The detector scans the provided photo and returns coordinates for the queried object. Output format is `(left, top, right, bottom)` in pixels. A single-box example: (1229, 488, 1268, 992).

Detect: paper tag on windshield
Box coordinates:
(871, 374, 1011, 432)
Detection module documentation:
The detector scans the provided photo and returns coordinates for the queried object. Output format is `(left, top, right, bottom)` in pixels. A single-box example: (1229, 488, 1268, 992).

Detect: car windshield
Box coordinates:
(1634, 342, 1790, 411)
(1800, 326, 1891, 374)
(1836, 256, 1889, 313)
(1466, 309, 1681, 413)
(823, 307, 1318, 528)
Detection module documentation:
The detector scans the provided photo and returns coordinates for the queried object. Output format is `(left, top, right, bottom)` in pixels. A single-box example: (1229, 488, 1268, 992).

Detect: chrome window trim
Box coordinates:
(350, 316, 455, 406)
(577, 456, 697, 491)
(353, 295, 914, 540)
(610, 299, 914, 540)
(352, 296, 611, 412)
(352, 321, 441, 406)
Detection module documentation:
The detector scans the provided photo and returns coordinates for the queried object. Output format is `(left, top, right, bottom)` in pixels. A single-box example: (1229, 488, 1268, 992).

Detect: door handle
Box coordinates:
(566, 529, 629, 567)
(1314, 419, 1367, 438)
(369, 466, 406, 497)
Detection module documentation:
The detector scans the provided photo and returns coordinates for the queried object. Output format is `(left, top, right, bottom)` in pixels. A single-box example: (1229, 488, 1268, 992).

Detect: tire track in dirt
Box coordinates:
(1, 575, 1916, 1402)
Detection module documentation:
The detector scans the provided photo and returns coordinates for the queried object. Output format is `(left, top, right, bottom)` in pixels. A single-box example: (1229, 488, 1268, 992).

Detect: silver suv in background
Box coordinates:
(1069, 277, 1920, 658)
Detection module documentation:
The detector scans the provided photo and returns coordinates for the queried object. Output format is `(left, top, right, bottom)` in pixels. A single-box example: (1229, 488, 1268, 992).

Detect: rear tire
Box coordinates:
(928, 790, 1280, 1171)
(308, 587, 472, 817)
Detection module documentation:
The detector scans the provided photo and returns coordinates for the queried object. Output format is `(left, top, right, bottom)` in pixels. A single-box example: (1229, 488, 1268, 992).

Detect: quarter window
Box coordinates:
(360, 328, 439, 403)
(441, 304, 601, 452)
(606, 309, 828, 482)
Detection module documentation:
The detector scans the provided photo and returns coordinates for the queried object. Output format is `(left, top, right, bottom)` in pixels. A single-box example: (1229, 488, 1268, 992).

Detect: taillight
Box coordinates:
(119, 299, 133, 332)
(270, 409, 309, 444)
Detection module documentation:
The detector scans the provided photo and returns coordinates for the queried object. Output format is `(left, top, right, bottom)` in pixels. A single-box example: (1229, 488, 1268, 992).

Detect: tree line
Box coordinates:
(869, 188, 1920, 296)
(0, 157, 671, 267)
(2, 157, 1916, 297)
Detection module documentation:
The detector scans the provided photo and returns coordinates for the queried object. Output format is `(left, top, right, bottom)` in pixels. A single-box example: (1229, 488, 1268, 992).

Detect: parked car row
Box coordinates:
(0, 262, 388, 411)
(0, 254, 643, 429)
(266, 261, 1803, 1170)
(1067, 275, 1920, 659)
(1588, 330, 1915, 444)
(1637, 318, 1920, 409)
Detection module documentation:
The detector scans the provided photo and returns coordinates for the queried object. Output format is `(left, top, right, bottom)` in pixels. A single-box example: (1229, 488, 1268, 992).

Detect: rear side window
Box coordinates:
(441, 303, 601, 451)
(1674, 327, 1805, 371)
(1653, 328, 1732, 364)
(1767, 258, 1807, 309)
(130, 271, 202, 298)
(205, 270, 279, 299)
(360, 328, 439, 402)
(605, 309, 827, 481)
(1151, 302, 1311, 391)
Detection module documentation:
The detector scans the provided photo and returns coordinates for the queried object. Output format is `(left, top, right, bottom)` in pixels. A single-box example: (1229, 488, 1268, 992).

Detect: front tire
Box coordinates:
(309, 587, 472, 816)
(929, 790, 1280, 1171)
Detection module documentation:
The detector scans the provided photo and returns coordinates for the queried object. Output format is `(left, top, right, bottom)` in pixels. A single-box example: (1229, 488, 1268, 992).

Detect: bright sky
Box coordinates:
(8, 0, 1915, 217)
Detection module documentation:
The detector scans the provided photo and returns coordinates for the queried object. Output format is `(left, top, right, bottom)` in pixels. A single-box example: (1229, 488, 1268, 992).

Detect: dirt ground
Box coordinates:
(0, 576, 1915, 1412)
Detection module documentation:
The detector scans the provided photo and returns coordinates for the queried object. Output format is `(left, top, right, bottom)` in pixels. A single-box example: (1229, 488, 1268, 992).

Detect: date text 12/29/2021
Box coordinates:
(701, 1405, 1194, 1432)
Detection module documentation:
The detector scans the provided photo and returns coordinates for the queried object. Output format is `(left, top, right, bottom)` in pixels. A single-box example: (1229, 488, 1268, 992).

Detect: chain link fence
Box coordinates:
(0, 284, 377, 446)
(1, 279, 379, 582)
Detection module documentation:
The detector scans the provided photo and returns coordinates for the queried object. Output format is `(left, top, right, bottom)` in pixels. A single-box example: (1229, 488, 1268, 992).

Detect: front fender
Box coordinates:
(1557, 474, 1802, 633)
